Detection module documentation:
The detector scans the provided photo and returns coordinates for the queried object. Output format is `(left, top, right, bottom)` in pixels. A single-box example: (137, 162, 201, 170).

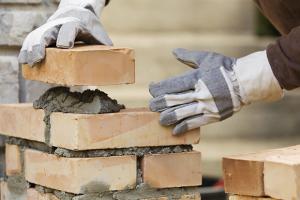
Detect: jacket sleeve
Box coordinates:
(254, 0, 300, 90)
(267, 26, 300, 90)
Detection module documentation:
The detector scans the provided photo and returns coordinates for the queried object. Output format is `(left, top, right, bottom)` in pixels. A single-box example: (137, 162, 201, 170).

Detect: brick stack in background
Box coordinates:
(223, 145, 300, 200)
(0, 46, 202, 200)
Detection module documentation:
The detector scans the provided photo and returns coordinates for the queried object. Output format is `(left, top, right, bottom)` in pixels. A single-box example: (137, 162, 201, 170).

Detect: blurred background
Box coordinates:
(0, 0, 300, 178)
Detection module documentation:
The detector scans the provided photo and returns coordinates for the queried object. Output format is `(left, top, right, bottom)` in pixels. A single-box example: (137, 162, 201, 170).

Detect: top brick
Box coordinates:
(22, 45, 135, 86)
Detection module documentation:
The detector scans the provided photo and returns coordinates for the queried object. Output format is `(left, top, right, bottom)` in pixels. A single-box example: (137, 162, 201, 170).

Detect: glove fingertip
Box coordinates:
(173, 123, 189, 136)
(149, 82, 160, 97)
(18, 51, 27, 64)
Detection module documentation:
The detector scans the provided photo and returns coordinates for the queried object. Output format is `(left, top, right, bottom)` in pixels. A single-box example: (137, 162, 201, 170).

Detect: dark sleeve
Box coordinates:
(254, 0, 300, 90)
(105, 0, 110, 6)
(267, 27, 300, 90)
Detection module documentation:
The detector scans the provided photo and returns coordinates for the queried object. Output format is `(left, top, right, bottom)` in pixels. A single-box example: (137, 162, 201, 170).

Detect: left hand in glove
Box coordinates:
(18, 0, 112, 67)
(149, 48, 283, 135)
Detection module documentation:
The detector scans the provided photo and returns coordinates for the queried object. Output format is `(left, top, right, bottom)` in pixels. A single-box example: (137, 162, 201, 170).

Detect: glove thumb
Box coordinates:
(172, 48, 211, 69)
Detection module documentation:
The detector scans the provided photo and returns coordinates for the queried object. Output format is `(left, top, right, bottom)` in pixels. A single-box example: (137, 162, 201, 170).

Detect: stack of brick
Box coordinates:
(0, 46, 202, 200)
(223, 145, 300, 200)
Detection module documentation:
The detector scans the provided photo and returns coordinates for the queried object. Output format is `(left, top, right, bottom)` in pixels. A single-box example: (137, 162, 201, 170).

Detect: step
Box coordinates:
(0, 104, 200, 150)
(22, 45, 135, 86)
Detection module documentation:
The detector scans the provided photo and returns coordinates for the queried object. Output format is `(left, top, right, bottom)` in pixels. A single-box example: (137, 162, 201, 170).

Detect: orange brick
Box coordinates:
(22, 45, 135, 86)
(50, 108, 200, 150)
(5, 144, 22, 176)
(142, 152, 202, 188)
(0, 104, 45, 142)
(24, 149, 137, 194)
(26, 188, 59, 200)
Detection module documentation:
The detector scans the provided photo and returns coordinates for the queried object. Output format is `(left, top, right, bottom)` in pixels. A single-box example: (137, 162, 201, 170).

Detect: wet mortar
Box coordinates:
(33, 86, 125, 144)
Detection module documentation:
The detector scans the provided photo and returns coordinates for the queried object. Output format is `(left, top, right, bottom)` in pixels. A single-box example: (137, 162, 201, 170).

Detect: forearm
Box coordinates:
(267, 26, 300, 90)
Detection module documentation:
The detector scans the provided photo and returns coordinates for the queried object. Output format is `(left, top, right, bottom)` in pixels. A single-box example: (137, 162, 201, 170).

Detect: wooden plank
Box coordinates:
(22, 45, 135, 86)
(24, 149, 137, 194)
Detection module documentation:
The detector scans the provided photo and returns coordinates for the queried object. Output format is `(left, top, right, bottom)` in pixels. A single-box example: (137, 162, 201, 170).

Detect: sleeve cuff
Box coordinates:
(234, 50, 284, 104)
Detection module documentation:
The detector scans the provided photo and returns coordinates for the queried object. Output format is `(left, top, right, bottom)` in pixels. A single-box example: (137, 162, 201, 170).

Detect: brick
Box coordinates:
(22, 45, 135, 86)
(223, 145, 300, 197)
(24, 149, 137, 194)
(5, 144, 22, 176)
(229, 195, 276, 200)
(50, 108, 200, 150)
(0, 104, 45, 142)
(142, 152, 202, 188)
(26, 188, 59, 200)
(223, 152, 269, 196)
(264, 153, 300, 200)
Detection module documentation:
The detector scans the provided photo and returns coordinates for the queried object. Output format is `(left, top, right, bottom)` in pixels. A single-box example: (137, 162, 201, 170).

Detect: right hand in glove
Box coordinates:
(149, 49, 284, 135)
(18, 0, 112, 67)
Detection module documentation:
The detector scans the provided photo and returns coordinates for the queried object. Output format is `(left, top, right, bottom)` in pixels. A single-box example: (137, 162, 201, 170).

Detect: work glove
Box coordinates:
(18, 0, 112, 67)
(149, 49, 283, 135)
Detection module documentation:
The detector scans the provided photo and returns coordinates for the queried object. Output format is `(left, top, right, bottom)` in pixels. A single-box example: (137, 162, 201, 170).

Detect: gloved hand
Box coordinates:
(18, 0, 112, 67)
(149, 48, 283, 135)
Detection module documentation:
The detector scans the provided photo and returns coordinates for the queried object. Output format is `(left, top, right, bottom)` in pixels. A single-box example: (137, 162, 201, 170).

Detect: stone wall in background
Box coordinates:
(0, 0, 58, 103)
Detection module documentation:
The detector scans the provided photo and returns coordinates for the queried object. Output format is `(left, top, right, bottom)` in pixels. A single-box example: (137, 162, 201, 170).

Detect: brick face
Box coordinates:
(22, 46, 136, 86)
(0, 104, 45, 142)
(5, 144, 22, 176)
(50, 108, 200, 150)
(24, 149, 137, 194)
(142, 152, 202, 188)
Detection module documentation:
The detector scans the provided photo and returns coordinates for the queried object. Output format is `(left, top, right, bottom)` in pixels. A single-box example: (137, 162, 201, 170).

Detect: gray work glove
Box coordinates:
(149, 48, 283, 135)
(18, 0, 112, 67)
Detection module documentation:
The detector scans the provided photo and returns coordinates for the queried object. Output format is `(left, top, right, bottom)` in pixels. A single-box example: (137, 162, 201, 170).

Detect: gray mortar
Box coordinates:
(34, 184, 202, 200)
(33, 86, 125, 144)
(7, 175, 28, 195)
(112, 185, 202, 200)
(6, 137, 54, 153)
(54, 145, 193, 158)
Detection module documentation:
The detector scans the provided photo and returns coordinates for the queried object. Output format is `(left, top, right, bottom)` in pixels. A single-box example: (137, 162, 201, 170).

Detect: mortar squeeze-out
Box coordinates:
(33, 86, 125, 144)
(34, 183, 201, 200)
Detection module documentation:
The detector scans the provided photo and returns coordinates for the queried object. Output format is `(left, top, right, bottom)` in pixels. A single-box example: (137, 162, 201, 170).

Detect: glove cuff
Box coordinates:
(234, 50, 284, 104)
(58, 0, 106, 16)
